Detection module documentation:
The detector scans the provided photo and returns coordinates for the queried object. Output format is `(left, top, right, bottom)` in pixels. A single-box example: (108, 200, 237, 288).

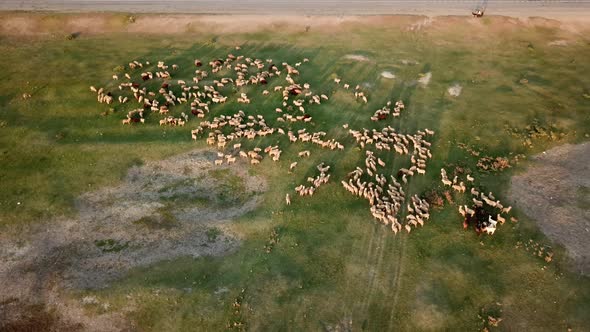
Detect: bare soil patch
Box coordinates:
(343, 54, 370, 62)
(447, 84, 463, 97)
(418, 72, 432, 86)
(380, 71, 396, 79)
(0, 149, 266, 331)
(1, 14, 589, 37)
(509, 142, 590, 275)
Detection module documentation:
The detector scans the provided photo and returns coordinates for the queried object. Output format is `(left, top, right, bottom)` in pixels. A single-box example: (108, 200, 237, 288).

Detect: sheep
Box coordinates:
(466, 174, 474, 182)
(289, 162, 298, 172)
(502, 206, 512, 214)
(298, 150, 311, 158)
(214, 159, 223, 166)
(458, 205, 466, 217)
(488, 215, 498, 227)
(286, 193, 291, 205)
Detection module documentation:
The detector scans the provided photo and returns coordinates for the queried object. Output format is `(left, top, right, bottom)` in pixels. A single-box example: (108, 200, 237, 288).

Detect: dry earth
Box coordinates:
(2, 0, 590, 20)
(0, 149, 266, 331)
(509, 142, 590, 275)
(1, 14, 589, 38)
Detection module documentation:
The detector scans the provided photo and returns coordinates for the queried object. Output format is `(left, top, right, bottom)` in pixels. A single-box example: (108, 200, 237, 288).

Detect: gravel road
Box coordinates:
(1, 0, 590, 18)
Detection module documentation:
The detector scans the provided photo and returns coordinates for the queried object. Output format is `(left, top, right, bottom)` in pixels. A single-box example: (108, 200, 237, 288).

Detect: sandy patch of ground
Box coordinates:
(408, 17, 434, 31)
(418, 72, 432, 86)
(343, 54, 370, 62)
(380, 71, 396, 79)
(509, 142, 590, 275)
(548, 39, 569, 46)
(447, 84, 463, 97)
(0, 149, 266, 331)
(401, 59, 419, 66)
(0, 14, 588, 37)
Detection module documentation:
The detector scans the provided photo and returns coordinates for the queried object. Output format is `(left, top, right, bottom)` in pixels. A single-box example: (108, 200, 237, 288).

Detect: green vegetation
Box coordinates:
(94, 239, 129, 253)
(133, 205, 180, 230)
(0, 15, 589, 331)
(206, 227, 222, 242)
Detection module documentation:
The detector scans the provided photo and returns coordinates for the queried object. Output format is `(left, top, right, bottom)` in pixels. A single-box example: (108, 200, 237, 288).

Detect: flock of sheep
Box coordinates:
(441, 168, 512, 234)
(89, 48, 506, 236)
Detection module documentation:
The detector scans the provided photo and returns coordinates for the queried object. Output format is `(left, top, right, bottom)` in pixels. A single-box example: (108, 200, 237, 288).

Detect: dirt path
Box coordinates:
(1, 12, 589, 38)
(509, 142, 590, 275)
(0, 149, 267, 331)
(1, 0, 590, 20)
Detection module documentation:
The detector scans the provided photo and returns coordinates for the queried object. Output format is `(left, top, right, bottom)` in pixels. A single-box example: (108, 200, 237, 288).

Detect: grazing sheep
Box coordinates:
(286, 194, 291, 205)
(298, 150, 311, 158)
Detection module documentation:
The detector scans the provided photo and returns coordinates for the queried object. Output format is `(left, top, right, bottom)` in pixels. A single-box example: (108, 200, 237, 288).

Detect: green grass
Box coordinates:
(1, 15, 590, 331)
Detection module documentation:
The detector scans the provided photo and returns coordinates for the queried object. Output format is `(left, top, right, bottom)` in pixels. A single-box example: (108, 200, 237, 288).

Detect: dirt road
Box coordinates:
(1, 0, 590, 20)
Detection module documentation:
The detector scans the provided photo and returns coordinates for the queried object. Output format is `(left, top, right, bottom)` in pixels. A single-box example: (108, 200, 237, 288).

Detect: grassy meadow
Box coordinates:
(1, 14, 590, 331)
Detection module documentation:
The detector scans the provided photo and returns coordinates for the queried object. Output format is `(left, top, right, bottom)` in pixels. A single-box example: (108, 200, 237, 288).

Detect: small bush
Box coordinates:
(206, 227, 221, 242)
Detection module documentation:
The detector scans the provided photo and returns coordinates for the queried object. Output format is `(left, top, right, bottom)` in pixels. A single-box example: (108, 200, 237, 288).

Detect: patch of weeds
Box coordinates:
(206, 227, 221, 243)
(54, 130, 68, 141)
(478, 302, 503, 331)
(227, 288, 247, 330)
(504, 118, 564, 147)
(208, 169, 249, 207)
(157, 178, 194, 194)
(128, 157, 144, 168)
(264, 227, 281, 253)
(576, 186, 590, 210)
(495, 85, 513, 93)
(527, 42, 535, 52)
(65, 32, 79, 40)
(94, 239, 129, 253)
(476, 156, 511, 172)
(425, 189, 445, 208)
(133, 206, 179, 230)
